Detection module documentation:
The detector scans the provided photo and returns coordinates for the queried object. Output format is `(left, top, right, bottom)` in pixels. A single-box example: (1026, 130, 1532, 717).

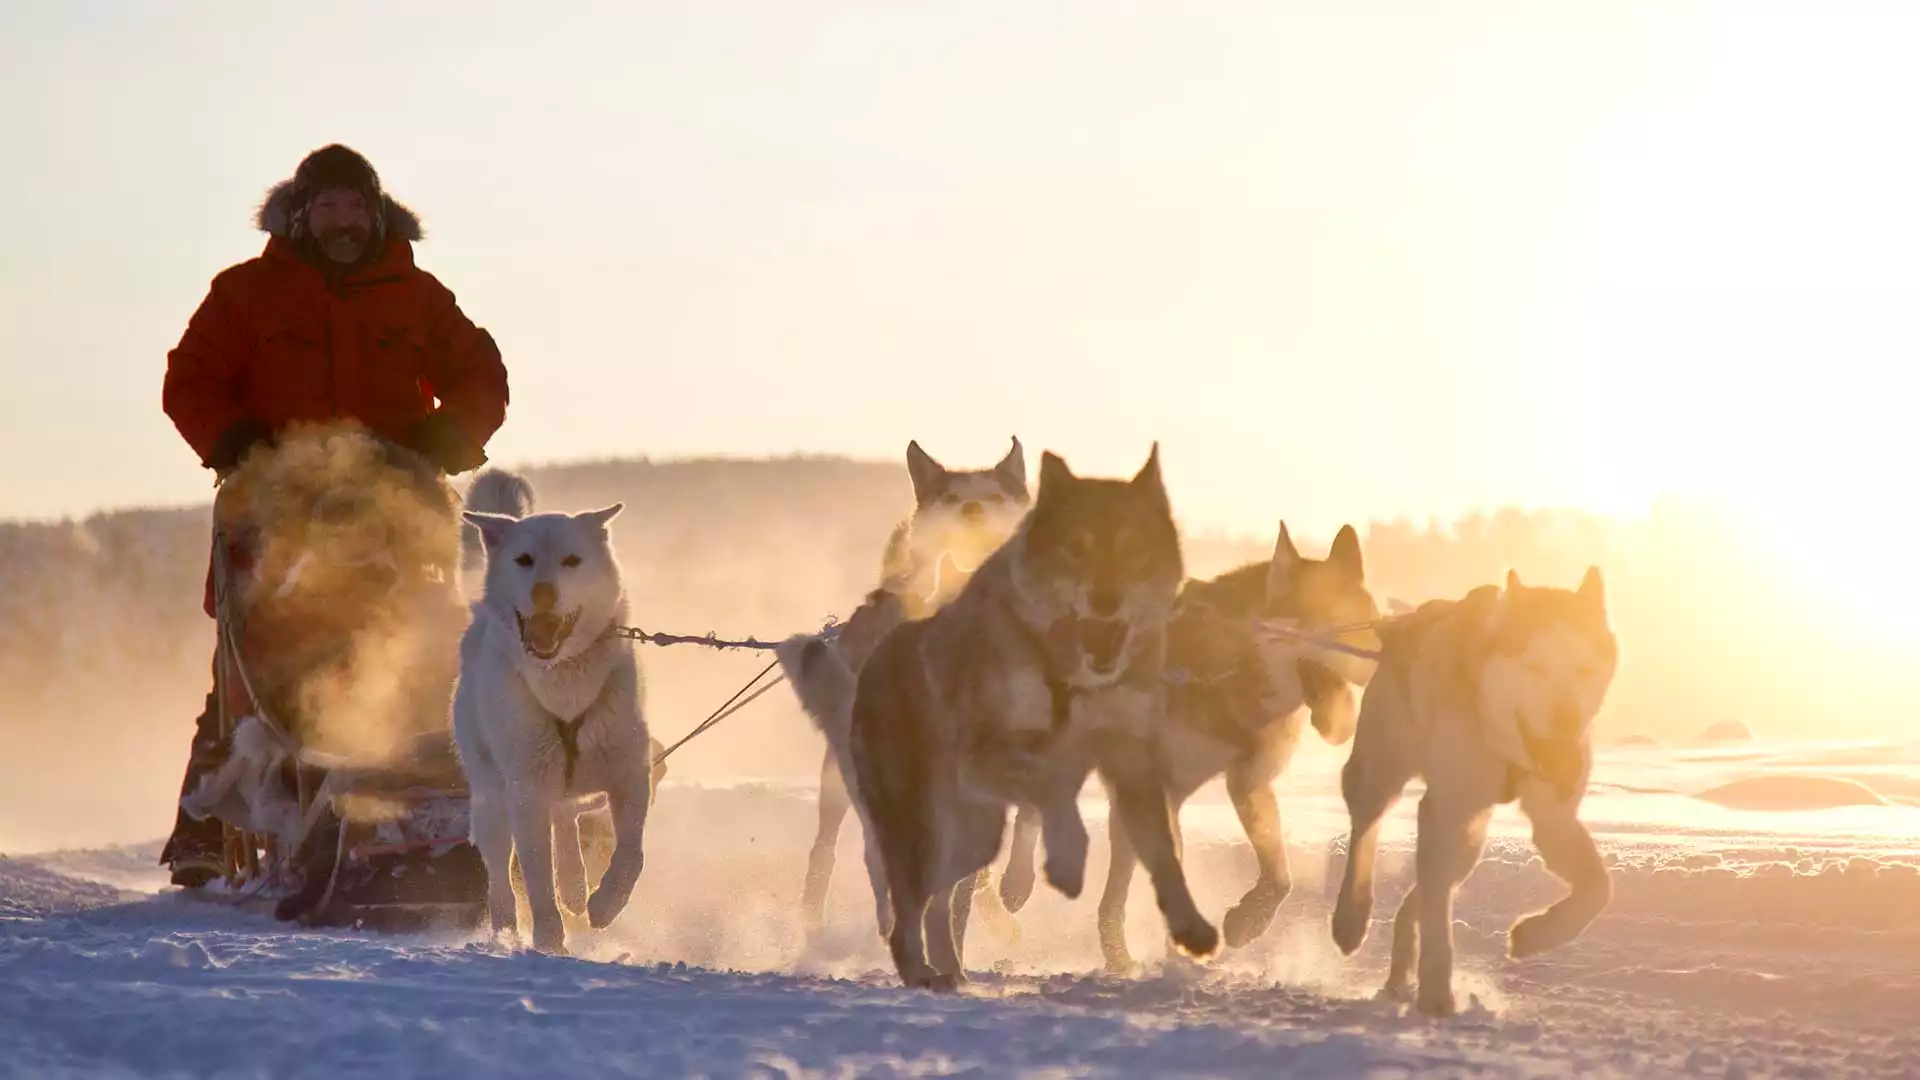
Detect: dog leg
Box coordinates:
(1508, 778, 1611, 959)
(860, 822, 893, 938)
(1411, 795, 1492, 1018)
(1097, 809, 1141, 976)
(587, 772, 651, 930)
(1098, 738, 1218, 960)
(884, 868, 936, 989)
(802, 747, 851, 933)
(469, 786, 517, 938)
(553, 807, 588, 917)
(1221, 762, 1291, 948)
(1331, 698, 1417, 956)
(967, 864, 1023, 949)
(1036, 790, 1090, 901)
(924, 876, 968, 991)
(508, 793, 567, 954)
(1380, 883, 1421, 1001)
(998, 804, 1041, 912)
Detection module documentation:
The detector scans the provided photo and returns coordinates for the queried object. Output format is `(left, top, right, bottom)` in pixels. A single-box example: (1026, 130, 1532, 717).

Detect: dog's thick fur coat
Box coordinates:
(842, 446, 1218, 990)
(1330, 568, 1619, 1016)
(1012, 520, 1382, 973)
(776, 439, 1030, 938)
(452, 474, 655, 954)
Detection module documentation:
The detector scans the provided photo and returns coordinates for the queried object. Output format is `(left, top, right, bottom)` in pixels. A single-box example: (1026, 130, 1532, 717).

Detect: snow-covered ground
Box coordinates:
(6, 736, 1920, 1079)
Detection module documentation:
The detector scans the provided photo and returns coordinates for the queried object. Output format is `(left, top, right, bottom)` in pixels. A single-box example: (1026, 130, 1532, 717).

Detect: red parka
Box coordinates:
(162, 183, 508, 476)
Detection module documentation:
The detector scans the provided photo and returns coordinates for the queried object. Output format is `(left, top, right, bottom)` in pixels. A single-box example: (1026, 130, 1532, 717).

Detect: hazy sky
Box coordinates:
(2, 1, 1913, 549)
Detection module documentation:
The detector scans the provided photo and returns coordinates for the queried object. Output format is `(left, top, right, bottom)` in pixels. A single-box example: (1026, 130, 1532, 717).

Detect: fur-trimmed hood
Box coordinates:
(253, 144, 424, 242)
(256, 180, 423, 242)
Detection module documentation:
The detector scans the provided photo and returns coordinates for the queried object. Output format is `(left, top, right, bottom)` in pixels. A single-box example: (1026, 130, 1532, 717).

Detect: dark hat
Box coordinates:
(288, 143, 388, 244)
(255, 143, 424, 244)
(293, 144, 384, 203)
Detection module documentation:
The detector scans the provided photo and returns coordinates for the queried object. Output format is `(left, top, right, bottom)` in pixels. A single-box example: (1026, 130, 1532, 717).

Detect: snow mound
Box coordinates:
(1694, 774, 1890, 810)
(1700, 719, 1754, 743)
(0, 854, 139, 919)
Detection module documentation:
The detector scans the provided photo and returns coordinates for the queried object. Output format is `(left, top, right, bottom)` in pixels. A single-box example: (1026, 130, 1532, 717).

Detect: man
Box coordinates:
(158, 144, 510, 885)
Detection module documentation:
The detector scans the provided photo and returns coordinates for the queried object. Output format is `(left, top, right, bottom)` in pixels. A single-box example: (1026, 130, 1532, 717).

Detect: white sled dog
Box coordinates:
(453, 474, 657, 954)
(462, 470, 667, 797)
(1002, 520, 1382, 973)
(836, 446, 1215, 990)
(1330, 568, 1619, 1017)
(775, 438, 1030, 938)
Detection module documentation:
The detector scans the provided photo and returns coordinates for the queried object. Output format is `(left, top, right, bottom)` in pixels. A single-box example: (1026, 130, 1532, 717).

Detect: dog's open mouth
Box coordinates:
(1076, 617, 1129, 676)
(516, 608, 581, 660)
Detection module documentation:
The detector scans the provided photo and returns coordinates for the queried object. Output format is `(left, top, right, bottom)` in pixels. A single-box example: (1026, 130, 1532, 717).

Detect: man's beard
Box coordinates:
(316, 225, 370, 265)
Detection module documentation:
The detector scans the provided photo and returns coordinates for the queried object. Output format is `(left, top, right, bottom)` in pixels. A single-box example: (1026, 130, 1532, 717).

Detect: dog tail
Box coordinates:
(460, 468, 538, 572)
(775, 633, 859, 754)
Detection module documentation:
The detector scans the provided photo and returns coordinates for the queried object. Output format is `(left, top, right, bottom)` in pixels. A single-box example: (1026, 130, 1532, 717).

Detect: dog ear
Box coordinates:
(994, 436, 1027, 498)
(1129, 442, 1164, 495)
(1267, 520, 1301, 600)
(462, 511, 517, 550)
(577, 503, 624, 531)
(906, 440, 949, 507)
(1578, 565, 1605, 612)
(1037, 450, 1075, 500)
(1505, 568, 1524, 593)
(1329, 524, 1364, 582)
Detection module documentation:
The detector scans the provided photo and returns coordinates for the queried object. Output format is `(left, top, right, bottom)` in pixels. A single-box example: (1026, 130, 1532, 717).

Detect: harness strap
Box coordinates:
(555, 715, 588, 791)
(1004, 607, 1077, 731)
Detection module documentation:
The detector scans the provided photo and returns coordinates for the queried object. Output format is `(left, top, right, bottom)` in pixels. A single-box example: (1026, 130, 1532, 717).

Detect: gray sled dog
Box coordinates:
(453, 475, 657, 955)
(1007, 520, 1382, 974)
(839, 445, 1217, 990)
(776, 438, 1030, 937)
(1330, 568, 1619, 1017)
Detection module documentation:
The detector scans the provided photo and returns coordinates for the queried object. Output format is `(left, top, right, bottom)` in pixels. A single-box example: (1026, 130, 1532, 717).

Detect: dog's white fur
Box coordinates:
(453, 494, 653, 955)
(179, 714, 304, 853)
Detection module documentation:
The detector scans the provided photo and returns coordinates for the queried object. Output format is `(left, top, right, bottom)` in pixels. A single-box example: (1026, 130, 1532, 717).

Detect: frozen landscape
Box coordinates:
(7, 734, 1919, 1079)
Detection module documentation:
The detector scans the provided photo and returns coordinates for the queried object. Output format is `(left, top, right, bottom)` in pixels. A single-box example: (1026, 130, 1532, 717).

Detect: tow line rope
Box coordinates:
(617, 618, 845, 767)
(1251, 616, 1390, 663)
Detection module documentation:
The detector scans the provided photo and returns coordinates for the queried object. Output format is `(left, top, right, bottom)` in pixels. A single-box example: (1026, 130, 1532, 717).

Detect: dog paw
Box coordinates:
(1222, 880, 1289, 948)
(1044, 851, 1086, 900)
(1414, 982, 1457, 1019)
(1330, 897, 1371, 956)
(586, 889, 626, 930)
(1378, 978, 1414, 1004)
(531, 927, 569, 956)
(1166, 907, 1220, 959)
(1507, 912, 1554, 959)
(559, 880, 589, 917)
(1101, 955, 1144, 979)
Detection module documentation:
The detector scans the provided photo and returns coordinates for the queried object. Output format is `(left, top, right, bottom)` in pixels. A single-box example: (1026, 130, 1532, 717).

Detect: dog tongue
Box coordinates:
(525, 612, 564, 651)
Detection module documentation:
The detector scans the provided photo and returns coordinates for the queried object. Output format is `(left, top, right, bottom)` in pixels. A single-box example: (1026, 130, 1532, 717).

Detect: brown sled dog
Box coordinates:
(842, 446, 1218, 990)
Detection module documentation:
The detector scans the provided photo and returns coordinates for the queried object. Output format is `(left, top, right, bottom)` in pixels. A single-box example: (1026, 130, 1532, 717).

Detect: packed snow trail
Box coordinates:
(6, 741, 1920, 1078)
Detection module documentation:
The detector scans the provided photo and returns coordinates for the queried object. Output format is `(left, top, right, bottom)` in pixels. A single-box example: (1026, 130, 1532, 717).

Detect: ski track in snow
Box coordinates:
(6, 740, 1920, 1079)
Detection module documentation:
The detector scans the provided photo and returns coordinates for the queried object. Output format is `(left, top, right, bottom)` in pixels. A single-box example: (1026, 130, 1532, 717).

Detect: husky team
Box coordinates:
(455, 437, 1619, 1017)
(163, 142, 1621, 1017)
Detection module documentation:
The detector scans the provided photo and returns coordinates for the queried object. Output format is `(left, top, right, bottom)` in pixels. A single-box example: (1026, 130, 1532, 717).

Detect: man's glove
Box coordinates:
(205, 419, 275, 482)
(403, 411, 488, 476)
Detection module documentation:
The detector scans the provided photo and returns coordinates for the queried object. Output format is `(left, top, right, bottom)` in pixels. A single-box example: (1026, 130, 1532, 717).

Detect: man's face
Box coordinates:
(306, 189, 373, 264)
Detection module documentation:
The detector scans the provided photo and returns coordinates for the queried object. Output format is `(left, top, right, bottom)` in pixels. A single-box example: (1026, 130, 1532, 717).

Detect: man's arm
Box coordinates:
(409, 278, 509, 475)
(162, 272, 268, 474)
